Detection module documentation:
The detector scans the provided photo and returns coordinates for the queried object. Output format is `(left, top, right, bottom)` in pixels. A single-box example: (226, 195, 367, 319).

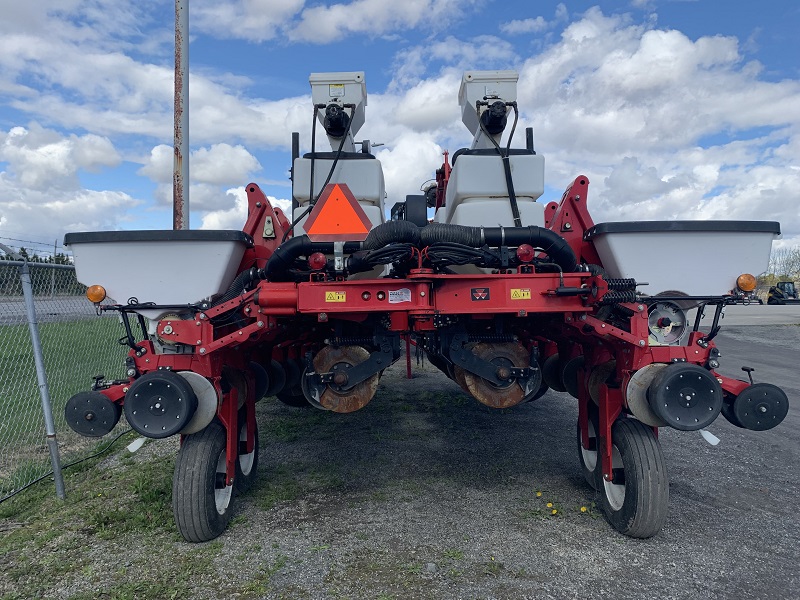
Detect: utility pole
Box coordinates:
(173, 0, 189, 230)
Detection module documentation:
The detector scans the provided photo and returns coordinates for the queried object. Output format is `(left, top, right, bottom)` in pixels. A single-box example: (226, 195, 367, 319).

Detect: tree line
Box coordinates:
(0, 248, 86, 297)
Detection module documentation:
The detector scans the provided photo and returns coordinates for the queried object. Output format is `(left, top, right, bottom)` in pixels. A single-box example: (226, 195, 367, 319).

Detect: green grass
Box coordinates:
(0, 445, 186, 599)
(0, 315, 128, 493)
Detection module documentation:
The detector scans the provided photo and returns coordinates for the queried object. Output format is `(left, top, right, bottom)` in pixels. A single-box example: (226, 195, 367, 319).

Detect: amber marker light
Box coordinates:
(86, 285, 107, 303)
(736, 273, 757, 292)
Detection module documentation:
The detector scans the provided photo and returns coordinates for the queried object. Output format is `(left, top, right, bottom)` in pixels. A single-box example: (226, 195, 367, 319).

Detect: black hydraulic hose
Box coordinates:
(265, 236, 314, 281)
(363, 220, 420, 250)
(420, 224, 577, 272)
(265, 224, 576, 280)
(211, 267, 259, 306)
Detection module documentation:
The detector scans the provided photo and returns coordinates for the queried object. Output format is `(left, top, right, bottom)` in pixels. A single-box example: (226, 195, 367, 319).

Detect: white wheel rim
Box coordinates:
(215, 449, 232, 514)
(238, 422, 255, 476)
(603, 444, 625, 511)
(581, 419, 598, 471)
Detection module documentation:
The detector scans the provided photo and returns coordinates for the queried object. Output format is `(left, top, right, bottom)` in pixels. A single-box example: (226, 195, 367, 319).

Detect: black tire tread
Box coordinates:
(603, 418, 669, 539)
(576, 403, 601, 490)
(172, 420, 232, 542)
(234, 409, 259, 495)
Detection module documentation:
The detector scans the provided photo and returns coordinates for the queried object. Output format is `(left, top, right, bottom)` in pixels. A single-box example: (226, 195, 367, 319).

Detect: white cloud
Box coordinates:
(192, 0, 305, 42)
(137, 143, 264, 211)
(0, 123, 120, 190)
(190, 0, 480, 44)
(500, 17, 548, 36)
(138, 143, 262, 186)
(287, 0, 476, 44)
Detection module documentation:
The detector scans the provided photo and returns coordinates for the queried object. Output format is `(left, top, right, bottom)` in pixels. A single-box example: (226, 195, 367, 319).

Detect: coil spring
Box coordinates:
(604, 278, 637, 291)
(599, 290, 637, 305)
(467, 334, 516, 343)
(329, 337, 373, 347)
(612, 304, 636, 318)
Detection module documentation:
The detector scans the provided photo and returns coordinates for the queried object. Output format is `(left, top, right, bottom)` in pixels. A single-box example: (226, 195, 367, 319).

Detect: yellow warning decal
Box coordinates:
(325, 291, 347, 302)
(510, 288, 531, 300)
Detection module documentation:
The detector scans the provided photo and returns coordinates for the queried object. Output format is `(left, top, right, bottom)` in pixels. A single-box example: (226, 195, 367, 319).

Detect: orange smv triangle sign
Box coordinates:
(304, 183, 373, 242)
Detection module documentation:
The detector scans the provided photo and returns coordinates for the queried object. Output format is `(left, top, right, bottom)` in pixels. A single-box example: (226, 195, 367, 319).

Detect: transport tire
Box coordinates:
(599, 418, 669, 539)
(234, 408, 259, 496)
(173, 420, 234, 542)
(576, 403, 601, 490)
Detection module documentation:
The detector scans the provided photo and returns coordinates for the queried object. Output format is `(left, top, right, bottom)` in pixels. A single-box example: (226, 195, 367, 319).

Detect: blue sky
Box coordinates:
(1, 0, 798, 258)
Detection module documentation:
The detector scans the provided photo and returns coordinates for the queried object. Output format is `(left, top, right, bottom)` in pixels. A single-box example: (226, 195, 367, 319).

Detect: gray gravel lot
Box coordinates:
(201, 321, 800, 600)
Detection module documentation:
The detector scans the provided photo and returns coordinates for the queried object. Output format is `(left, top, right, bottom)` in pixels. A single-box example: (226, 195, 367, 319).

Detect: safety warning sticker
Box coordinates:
(510, 288, 531, 300)
(325, 291, 347, 302)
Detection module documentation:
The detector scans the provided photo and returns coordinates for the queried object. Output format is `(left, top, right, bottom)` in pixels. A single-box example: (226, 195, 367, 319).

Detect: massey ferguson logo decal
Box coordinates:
(471, 288, 490, 301)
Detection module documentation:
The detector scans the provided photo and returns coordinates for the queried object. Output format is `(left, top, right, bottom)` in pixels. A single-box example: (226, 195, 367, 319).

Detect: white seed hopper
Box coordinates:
(585, 221, 781, 296)
(64, 230, 253, 320)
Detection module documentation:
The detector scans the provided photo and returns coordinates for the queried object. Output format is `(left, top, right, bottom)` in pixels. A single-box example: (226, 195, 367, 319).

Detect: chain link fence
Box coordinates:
(0, 260, 128, 499)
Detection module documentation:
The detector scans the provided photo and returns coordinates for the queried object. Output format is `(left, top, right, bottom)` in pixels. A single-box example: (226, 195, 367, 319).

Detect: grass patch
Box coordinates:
(239, 554, 288, 596)
(0, 445, 180, 599)
(0, 314, 129, 494)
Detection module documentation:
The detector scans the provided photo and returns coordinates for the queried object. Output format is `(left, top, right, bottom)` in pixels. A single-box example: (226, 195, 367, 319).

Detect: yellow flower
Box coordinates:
(551, 509, 558, 515)
(536, 491, 542, 497)
(546, 502, 553, 508)
(580, 506, 588, 513)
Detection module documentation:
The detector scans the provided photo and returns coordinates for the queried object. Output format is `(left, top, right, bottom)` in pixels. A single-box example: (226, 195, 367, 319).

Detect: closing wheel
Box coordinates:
(576, 403, 601, 490)
(276, 359, 310, 408)
(172, 420, 234, 542)
(264, 359, 286, 398)
(600, 418, 669, 539)
(234, 408, 259, 495)
(462, 342, 530, 409)
(65, 391, 121, 437)
(283, 358, 302, 392)
(541, 354, 566, 392)
(249, 361, 269, 400)
(561, 356, 585, 399)
(732, 383, 789, 431)
(525, 377, 549, 402)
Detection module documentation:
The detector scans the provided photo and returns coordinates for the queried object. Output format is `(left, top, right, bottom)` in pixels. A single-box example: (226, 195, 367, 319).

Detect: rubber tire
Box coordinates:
(173, 420, 234, 542)
(600, 418, 669, 539)
(234, 408, 259, 495)
(576, 403, 601, 490)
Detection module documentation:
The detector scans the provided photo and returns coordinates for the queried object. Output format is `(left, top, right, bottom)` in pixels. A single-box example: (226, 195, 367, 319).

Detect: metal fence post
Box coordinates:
(0, 241, 67, 500)
(19, 260, 66, 499)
